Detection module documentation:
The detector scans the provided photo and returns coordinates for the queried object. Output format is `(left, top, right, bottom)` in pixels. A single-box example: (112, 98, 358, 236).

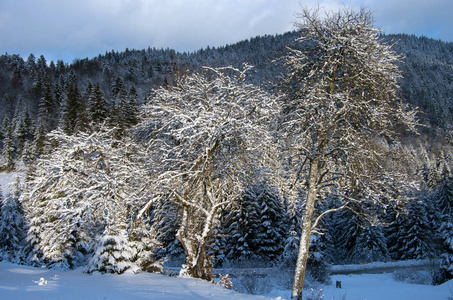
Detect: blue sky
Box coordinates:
(1, 0, 452, 63)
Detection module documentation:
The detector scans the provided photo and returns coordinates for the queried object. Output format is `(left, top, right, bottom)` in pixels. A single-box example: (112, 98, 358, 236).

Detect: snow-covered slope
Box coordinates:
(0, 262, 274, 300)
(2, 261, 453, 300)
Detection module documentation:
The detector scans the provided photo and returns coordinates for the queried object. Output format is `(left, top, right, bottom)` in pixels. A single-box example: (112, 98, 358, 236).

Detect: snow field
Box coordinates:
(0, 261, 273, 300)
(2, 261, 453, 300)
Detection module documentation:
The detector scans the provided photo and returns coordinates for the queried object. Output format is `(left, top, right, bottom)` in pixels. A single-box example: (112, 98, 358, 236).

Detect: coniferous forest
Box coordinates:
(1, 7, 453, 295)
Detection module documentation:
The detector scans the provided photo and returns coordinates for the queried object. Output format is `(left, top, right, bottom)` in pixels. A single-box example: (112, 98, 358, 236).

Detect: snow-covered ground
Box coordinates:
(1, 261, 453, 300)
(0, 261, 273, 300)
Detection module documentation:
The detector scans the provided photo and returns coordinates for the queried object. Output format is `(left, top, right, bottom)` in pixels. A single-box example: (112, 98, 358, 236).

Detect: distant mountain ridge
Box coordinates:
(1, 31, 452, 131)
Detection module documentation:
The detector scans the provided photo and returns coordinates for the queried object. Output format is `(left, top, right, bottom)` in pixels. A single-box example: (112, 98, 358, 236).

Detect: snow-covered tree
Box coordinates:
(1, 119, 15, 170)
(150, 196, 184, 261)
(278, 7, 418, 299)
(350, 225, 390, 263)
(60, 83, 88, 135)
(440, 220, 453, 280)
(136, 65, 278, 280)
(85, 229, 138, 274)
(388, 199, 434, 260)
(281, 195, 303, 268)
(20, 127, 153, 270)
(0, 179, 27, 263)
(87, 83, 109, 128)
(129, 218, 162, 272)
(223, 182, 287, 265)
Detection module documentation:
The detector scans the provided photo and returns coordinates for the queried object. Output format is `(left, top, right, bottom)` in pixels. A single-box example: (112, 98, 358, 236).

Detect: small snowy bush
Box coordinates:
(85, 231, 139, 274)
(393, 269, 434, 285)
(233, 272, 273, 295)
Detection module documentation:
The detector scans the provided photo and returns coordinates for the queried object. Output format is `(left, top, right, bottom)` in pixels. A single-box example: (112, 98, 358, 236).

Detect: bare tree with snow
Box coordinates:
(278, 6, 418, 299)
(136, 65, 278, 280)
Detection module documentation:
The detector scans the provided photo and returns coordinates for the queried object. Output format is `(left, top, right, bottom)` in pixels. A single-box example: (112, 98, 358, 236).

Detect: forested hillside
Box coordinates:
(1, 31, 452, 147)
(1, 25, 453, 291)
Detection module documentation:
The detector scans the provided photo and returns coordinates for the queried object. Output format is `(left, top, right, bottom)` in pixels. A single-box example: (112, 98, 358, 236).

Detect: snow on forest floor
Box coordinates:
(1, 261, 453, 300)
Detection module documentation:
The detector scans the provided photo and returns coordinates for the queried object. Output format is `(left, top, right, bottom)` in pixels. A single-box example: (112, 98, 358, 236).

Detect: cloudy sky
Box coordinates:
(1, 0, 452, 63)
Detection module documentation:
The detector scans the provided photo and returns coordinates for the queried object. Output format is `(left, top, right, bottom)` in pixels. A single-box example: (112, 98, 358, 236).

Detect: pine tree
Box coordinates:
(125, 86, 139, 126)
(1, 119, 15, 170)
(436, 177, 453, 281)
(129, 219, 161, 272)
(38, 80, 56, 131)
(388, 199, 434, 260)
(330, 209, 362, 263)
(60, 84, 88, 134)
(150, 197, 184, 260)
(350, 225, 390, 263)
(85, 204, 138, 274)
(87, 83, 109, 128)
(32, 121, 47, 159)
(85, 231, 138, 274)
(440, 220, 453, 281)
(0, 180, 26, 263)
(223, 182, 287, 265)
(281, 196, 302, 267)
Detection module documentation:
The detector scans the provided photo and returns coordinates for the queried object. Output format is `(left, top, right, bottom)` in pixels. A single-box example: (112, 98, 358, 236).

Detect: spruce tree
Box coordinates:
(281, 196, 303, 267)
(330, 209, 362, 263)
(0, 180, 26, 263)
(150, 197, 184, 261)
(60, 84, 88, 134)
(436, 177, 453, 280)
(32, 121, 46, 159)
(350, 225, 390, 263)
(223, 182, 287, 265)
(388, 199, 434, 260)
(1, 120, 15, 170)
(87, 83, 109, 128)
(38, 81, 56, 131)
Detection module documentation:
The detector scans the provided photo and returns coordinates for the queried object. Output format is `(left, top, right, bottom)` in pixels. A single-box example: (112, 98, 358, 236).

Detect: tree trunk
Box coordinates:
(187, 245, 213, 281)
(291, 159, 319, 300)
(176, 206, 214, 282)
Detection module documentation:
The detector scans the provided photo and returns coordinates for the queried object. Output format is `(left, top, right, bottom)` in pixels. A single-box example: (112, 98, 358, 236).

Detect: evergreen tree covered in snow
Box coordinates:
(350, 225, 390, 263)
(388, 199, 434, 260)
(20, 127, 153, 270)
(436, 177, 453, 216)
(437, 177, 453, 280)
(60, 83, 88, 135)
(129, 218, 162, 272)
(150, 197, 184, 261)
(330, 208, 362, 263)
(306, 234, 331, 284)
(1, 119, 15, 169)
(85, 207, 139, 274)
(0, 180, 26, 263)
(87, 83, 110, 128)
(281, 196, 303, 267)
(85, 229, 138, 274)
(223, 182, 287, 265)
(440, 220, 453, 280)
